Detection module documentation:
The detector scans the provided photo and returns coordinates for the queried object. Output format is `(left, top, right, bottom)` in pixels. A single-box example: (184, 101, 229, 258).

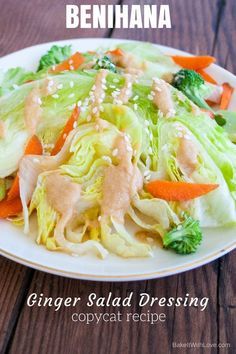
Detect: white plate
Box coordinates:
(0, 38, 235, 281)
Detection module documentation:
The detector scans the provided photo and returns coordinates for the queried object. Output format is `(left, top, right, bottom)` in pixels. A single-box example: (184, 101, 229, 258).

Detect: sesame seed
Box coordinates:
(92, 107, 98, 114)
(52, 94, 59, 99)
(99, 105, 104, 112)
(52, 65, 56, 71)
(91, 85, 96, 91)
(98, 216, 102, 222)
(112, 148, 118, 156)
(69, 65, 74, 70)
(69, 59, 73, 65)
(63, 133, 67, 140)
(148, 147, 153, 154)
(127, 145, 133, 153)
(109, 85, 116, 89)
(77, 100, 82, 107)
(70, 81, 74, 88)
(147, 94, 153, 100)
(150, 91, 155, 96)
(124, 134, 130, 142)
(134, 103, 138, 111)
(57, 84, 63, 89)
(68, 93, 75, 98)
(102, 156, 112, 163)
(155, 86, 162, 92)
(144, 170, 150, 177)
(33, 158, 40, 163)
(161, 144, 168, 152)
(184, 135, 191, 140)
(101, 78, 106, 84)
(112, 91, 119, 98)
(113, 78, 119, 83)
(73, 122, 77, 129)
(133, 95, 139, 101)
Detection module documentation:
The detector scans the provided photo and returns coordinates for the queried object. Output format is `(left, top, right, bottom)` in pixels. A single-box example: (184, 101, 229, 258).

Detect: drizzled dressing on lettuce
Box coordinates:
(0, 41, 236, 258)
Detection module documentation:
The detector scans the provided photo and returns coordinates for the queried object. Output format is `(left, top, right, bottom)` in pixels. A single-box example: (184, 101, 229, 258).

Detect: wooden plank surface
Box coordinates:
(0, 0, 235, 353)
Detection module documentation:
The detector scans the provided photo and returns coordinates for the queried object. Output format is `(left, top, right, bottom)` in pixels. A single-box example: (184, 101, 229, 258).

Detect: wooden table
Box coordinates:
(0, 1, 235, 353)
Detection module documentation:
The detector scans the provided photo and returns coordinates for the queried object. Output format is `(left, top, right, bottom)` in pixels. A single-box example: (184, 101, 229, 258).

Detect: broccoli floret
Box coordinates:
(163, 215, 202, 254)
(172, 69, 212, 111)
(93, 56, 117, 73)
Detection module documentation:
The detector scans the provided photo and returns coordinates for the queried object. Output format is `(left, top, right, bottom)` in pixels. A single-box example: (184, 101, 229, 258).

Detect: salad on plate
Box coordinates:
(0, 41, 235, 260)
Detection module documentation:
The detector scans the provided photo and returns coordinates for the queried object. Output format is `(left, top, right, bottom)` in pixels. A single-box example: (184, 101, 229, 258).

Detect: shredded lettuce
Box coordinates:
(0, 68, 34, 96)
(1, 41, 236, 259)
(37, 45, 72, 71)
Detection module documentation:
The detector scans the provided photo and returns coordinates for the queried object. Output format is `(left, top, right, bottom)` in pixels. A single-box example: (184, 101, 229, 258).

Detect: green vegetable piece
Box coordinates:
(214, 114, 226, 127)
(172, 69, 212, 111)
(216, 110, 236, 142)
(93, 56, 117, 73)
(163, 215, 202, 254)
(37, 45, 72, 72)
(0, 179, 6, 201)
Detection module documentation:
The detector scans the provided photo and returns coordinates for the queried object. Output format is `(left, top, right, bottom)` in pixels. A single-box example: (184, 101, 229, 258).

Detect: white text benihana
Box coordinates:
(66, 5, 171, 29)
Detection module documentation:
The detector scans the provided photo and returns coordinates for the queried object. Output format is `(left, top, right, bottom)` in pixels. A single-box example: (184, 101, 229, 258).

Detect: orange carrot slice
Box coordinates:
(50, 52, 85, 73)
(146, 180, 219, 201)
(197, 69, 217, 85)
(51, 106, 79, 156)
(106, 48, 124, 57)
(7, 176, 20, 201)
(172, 56, 216, 70)
(7, 135, 43, 201)
(220, 83, 234, 110)
(0, 197, 23, 218)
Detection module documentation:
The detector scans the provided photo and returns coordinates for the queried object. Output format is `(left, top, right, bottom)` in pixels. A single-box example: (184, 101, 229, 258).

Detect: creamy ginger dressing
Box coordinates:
(177, 136, 199, 176)
(115, 74, 134, 104)
(0, 120, 6, 138)
(111, 51, 144, 72)
(24, 79, 58, 134)
(45, 172, 81, 216)
(91, 69, 108, 118)
(101, 135, 143, 223)
(24, 87, 43, 135)
(152, 78, 175, 116)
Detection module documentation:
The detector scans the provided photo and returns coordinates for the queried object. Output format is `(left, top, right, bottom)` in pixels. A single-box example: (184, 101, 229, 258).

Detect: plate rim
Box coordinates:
(0, 38, 235, 281)
(0, 240, 235, 281)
